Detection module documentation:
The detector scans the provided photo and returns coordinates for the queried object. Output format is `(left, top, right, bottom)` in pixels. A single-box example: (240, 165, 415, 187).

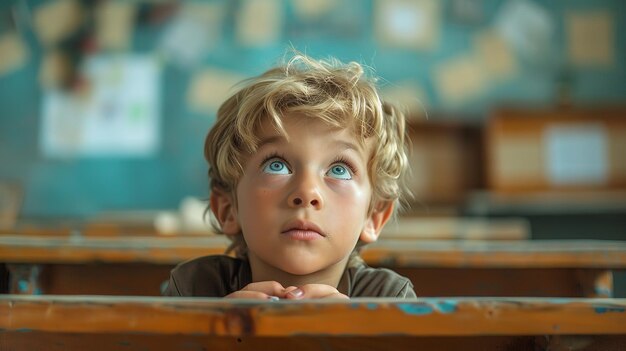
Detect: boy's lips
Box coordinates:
(281, 219, 326, 240)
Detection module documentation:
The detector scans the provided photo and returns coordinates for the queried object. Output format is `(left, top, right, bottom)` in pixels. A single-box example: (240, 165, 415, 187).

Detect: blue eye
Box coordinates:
(263, 159, 290, 175)
(327, 164, 352, 180)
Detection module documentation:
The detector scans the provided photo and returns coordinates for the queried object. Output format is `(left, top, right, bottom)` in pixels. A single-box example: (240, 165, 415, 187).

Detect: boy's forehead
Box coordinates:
(255, 114, 369, 149)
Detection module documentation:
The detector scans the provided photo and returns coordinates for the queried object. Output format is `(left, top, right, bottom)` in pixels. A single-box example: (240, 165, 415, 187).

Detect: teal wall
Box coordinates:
(1, 0, 625, 218)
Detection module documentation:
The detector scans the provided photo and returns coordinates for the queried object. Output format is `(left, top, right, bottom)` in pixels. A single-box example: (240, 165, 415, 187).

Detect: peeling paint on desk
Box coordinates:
(594, 306, 625, 314)
(396, 303, 433, 315)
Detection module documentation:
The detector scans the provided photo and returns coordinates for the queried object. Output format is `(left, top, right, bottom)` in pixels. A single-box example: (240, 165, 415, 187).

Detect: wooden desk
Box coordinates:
(2, 236, 626, 297)
(1, 295, 625, 350)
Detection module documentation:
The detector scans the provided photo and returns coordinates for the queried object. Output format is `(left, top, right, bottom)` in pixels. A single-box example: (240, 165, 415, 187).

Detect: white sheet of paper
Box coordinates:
(566, 10, 615, 67)
(160, 3, 224, 68)
(544, 123, 609, 185)
(374, 0, 440, 50)
(495, 0, 554, 64)
(41, 55, 161, 157)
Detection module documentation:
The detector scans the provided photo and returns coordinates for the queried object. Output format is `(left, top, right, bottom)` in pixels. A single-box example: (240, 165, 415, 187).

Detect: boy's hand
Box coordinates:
(225, 281, 296, 300)
(284, 284, 349, 300)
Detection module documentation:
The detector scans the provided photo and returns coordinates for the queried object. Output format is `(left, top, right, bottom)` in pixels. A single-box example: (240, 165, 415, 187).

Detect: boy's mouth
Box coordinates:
(281, 219, 326, 240)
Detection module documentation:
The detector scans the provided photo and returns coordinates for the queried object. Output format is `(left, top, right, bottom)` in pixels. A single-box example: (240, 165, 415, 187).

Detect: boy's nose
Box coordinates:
(287, 175, 323, 210)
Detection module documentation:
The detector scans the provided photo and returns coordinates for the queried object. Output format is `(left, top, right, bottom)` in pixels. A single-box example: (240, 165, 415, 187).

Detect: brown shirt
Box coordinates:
(163, 255, 416, 298)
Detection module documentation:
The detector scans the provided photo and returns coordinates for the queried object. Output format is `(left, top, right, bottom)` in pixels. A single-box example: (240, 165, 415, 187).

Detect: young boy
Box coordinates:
(164, 53, 416, 299)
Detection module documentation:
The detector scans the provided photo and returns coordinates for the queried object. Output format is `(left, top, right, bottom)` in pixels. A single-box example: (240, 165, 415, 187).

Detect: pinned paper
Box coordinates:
(33, 0, 84, 47)
(495, 0, 554, 64)
(474, 30, 518, 82)
(374, 0, 440, 50)
(545, 124, 609, 185)
(39, 50, 72, 88)
(160, 2, 224, 68)
(566, 10, 614, 67)
(291, 0, 336, 19)
(380, 82, 428, 120)
(433, 54, 486, 105)
(187, 68, 245, 114)
(0, 33, 29, 76)
(41, 55, 161, 157)
(96, 2, 137, 50)
(236, 0, 282, 47)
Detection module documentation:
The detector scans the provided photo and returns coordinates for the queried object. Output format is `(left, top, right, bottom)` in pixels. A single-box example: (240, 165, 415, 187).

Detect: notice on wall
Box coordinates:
(33, 0, 84, 47)
(160, 2, 224, 68)
(473, 29, 518, 82)
(566, 10, 614, 67)
(40, 55, 161, 158)
(433, 54, 486, 105)
(187, 68, 245, 115)
(495, 0, 554, 64)
(0, 33, 29, 76)
(236, 0, 282, 47)
(544, 124, 609, 185)
(374, 0, 440, 50)
(95, 1, 137, 50)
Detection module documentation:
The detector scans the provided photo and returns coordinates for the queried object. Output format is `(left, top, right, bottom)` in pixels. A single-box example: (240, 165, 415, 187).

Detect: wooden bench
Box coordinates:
(2, 235, 625, 297)
(1, 295, 625, 350)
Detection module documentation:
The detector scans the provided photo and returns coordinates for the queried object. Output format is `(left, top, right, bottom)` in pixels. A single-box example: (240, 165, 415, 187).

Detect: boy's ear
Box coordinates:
(360, 201, 394, 243)
(209, 188, 241, 235)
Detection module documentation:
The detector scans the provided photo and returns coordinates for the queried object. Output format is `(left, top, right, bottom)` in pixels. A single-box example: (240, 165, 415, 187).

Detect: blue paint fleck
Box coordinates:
(366, 303, 377, 310)
(15, 328, 33, 333)
(595, 307, 626, 314)
(435, 301, 457, 314)
(397, 304, 433, 315)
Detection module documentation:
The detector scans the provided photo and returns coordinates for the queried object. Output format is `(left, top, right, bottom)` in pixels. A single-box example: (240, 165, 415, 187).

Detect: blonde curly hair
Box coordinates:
(204, 53, 410, 256)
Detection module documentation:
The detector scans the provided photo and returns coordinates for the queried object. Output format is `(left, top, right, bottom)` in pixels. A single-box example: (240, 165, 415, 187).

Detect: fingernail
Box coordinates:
(268, 296, 279, 301)
(287, 289, 303, 298)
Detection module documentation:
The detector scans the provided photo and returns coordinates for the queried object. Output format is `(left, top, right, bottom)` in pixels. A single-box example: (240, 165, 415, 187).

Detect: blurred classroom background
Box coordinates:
(0, 0, 625, 296)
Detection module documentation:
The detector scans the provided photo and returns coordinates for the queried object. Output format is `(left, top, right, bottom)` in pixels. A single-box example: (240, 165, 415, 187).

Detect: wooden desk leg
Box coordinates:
(6, 264, 44, 295)
(575, 269, 613, 298)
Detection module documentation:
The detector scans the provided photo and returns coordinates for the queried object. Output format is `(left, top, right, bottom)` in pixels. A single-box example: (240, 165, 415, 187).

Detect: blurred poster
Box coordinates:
(187, 68, 245, 115)
(0, 33, 29, 76)
(95, 1, 137, 50)
(33, 0, 84, 47)
(495, 0, 554, 64)
(40, 55, 161, 158)
(566, 10, 614, 67)
(374, 0, 441, 50)
(236, 0, 282, 47)
(159, 2, 224, 68)
(473, 30, 518, 82)
(288, 0, 364, 39)
(544, 124, 608, 185)
(433, 54, 486, 105)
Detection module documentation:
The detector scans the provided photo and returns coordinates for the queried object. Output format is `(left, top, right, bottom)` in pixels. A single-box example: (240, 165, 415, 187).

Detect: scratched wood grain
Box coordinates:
(1, 296, 626, 351)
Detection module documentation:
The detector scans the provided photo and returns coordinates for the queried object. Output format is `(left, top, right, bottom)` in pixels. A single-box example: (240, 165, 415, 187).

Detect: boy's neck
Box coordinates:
(247, 252, 350, 289)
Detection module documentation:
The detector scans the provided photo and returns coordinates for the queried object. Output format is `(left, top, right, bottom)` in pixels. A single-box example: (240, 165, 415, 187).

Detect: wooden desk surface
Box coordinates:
(2, 295, 625, 336)
(1, 235, 626, 268)
(2, 296, 626, 351)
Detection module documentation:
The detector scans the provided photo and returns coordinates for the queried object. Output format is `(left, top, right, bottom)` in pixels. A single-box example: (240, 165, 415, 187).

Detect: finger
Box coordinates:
(242, 281, 286, 296)
(285, 284, 345, 300)
(225, 290, 272, 300)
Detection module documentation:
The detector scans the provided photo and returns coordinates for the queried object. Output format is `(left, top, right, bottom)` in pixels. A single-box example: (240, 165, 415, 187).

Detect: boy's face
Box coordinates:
(217, 113, 391, 276)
